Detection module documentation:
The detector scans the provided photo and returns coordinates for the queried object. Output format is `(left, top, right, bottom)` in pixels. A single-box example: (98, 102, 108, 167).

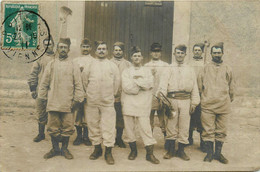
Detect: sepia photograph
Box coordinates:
(0, 0, 259, 171)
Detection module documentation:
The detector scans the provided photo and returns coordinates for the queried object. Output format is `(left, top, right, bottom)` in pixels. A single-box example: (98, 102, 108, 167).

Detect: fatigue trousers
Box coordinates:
(85, 105, 116, 147)
(123, 115, 157, 146)
(114, 102, 124, 129)
(47, 111, 74, 137)
(73, 102, 86, 127)
(36, 98, 48, 125)
(165, 99, 190, 144)
(201, 109, 228, 142)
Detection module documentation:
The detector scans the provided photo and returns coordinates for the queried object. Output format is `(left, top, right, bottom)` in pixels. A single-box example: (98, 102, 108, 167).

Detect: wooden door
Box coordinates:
(84, 1, 174, 63)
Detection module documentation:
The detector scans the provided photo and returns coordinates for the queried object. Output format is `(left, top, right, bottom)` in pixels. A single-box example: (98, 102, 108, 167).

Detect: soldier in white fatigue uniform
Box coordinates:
(158, 45, 200, 161)
(198, 42, 235, 164)
(121, 46, 160, 164)
(82, 41, 120, 165)
(38, 38, 84, 160)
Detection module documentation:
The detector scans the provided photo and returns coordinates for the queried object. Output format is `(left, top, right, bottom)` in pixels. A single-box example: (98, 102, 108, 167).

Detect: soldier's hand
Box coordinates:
(31, 91, 37, 99)
(190, 105, 196, 114)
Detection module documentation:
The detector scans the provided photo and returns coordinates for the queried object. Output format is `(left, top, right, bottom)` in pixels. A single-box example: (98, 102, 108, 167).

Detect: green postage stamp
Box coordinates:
(2, 3, 39, 50)
(1, 2, 50, 63)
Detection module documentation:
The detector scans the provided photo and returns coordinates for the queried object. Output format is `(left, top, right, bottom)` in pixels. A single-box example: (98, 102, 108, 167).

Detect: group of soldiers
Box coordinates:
(28, 35, 235, 165)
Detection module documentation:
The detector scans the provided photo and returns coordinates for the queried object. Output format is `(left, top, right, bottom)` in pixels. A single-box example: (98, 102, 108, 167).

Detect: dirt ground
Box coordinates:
(0, 96, 260, 172)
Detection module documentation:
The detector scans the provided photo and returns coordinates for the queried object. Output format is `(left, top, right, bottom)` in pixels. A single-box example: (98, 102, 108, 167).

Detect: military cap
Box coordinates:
(58, 38, 71, 46)
(175, 44, 187, 53)
(113, 42, 125, 51)
(94, 41, 107, 50)
(211, 42, 224, 53)
(130, 46, 141, 56)
(150, 42, 162, 52)
(81, 38, 91, 46)
(193, 43, 205, 52)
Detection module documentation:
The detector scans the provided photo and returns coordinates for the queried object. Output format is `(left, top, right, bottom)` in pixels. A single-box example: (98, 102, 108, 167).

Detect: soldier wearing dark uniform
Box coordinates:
(28, 35, 55, 142)
(198, 42, 235, 164)
(38, 38, 84, 160)
(188, 43, 206, 152)
(110, 42, 131, 148)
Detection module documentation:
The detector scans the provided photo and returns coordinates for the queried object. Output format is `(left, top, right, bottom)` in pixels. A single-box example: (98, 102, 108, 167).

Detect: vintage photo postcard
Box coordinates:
(0, 0, 259, 171)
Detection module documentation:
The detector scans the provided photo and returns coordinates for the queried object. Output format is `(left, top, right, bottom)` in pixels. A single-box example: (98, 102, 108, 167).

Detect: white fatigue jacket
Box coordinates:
(197, 61, 235, 114)
(121, 66, 154, 117)
(145, 59, 169, 109)
(82, 58, 120, 107)
(110, 57, 132, 102)
(188, 57, 204, 78)
(38, 58, 84, 112)
(158, 63, 200, 106)
(27, 53, 55, 92)
(74, 55, 94, 99)
(73, 54, 94, 72)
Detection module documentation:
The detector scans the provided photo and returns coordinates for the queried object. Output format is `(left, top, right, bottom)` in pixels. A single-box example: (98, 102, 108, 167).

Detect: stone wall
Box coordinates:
(188, 1, 260, 92)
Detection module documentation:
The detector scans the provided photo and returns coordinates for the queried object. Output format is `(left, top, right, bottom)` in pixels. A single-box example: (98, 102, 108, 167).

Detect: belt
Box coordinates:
(167, 91, 191, 100)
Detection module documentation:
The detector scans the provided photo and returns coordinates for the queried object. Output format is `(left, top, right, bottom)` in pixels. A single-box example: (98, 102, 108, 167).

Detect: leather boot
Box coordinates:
(214, 141, 228, 164)
(61, 137, 73, 159)
(128, 142, 138, 160)
(163, 140, 175, 159)
(145, 145, 160, 164)
(44, 136, 60, 159)
(104, 147, 115, 165)
(164, 140, 170, 150)
(115, 128, 126, 148)
(200, 134, 206, 153)
(89, 144, 103, 160)
(203, 141, 214, 162)
(177, 143, 190, 161)
(83, 127, 92, 146)
(73, 126, 82, 145)
(33, 123, 45, 142)
(188, 130, 193, 145)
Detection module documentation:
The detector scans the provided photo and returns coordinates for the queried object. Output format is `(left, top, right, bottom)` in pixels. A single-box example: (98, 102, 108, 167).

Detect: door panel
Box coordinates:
(84, 1, 173, 63)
